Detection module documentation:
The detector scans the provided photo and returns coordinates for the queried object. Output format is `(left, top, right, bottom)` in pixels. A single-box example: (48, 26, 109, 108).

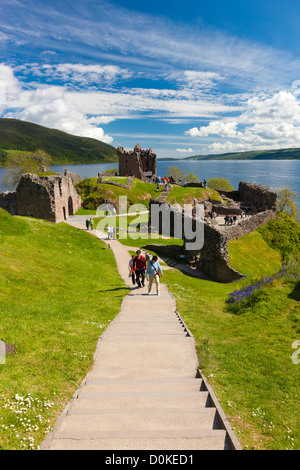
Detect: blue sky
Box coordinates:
(1, 0, 300, 158)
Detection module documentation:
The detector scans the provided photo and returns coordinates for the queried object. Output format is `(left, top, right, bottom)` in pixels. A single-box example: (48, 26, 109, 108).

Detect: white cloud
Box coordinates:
(169, 70, 224, 91)
(208, 141, 245, 153)
(186, 121, 238, 138)
(15, 63, 132, 88)
(176, 148, 193, 153)
(1, 65, 113, 144)
(186, 89, 300, 152)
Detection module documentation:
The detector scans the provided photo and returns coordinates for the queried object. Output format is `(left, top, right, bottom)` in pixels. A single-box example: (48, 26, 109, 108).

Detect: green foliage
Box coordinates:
(167, 166, 185, 181)
(184, 171, 200, 183)
(257, 213, 300, 261)
(167, 167, 200, 183)
(206, 177, 235, 191)
(276, 186, 299, 220)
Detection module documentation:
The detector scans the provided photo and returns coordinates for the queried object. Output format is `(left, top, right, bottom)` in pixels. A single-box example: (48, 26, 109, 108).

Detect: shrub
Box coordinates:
(257, 213, 300, 261)
(206, 177, 234, 191)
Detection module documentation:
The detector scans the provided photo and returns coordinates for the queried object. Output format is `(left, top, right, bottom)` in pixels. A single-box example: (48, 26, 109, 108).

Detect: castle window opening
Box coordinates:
(68, 196, 74, 216)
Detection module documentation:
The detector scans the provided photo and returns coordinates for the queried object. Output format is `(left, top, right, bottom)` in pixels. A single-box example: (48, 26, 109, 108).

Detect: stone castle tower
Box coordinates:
(117, 144, 157, 181)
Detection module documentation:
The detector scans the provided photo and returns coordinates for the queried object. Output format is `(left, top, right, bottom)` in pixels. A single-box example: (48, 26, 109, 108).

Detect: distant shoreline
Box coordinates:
(158, 157, 300, 161)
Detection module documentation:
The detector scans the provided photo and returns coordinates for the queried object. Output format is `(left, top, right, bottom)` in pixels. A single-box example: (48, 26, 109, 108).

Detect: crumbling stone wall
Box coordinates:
(15, 173, 81, 223)
(0, 191, 17, 215)
(225, 210, 277, 241)
(195, 223, 244, 283)
(118, 144, 157, 181)
(148, 184, 277, 282)
(97, 176, 133, 190)
(219, 181, 277, 212)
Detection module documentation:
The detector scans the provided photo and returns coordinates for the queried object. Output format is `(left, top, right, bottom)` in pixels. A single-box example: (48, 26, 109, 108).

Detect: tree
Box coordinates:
(206, 177, 234, 191)
(276, 187, 299, 220)
(167, 166, 185, 182)
(184, 172, 200, 183)
(2, 150, 51, 189)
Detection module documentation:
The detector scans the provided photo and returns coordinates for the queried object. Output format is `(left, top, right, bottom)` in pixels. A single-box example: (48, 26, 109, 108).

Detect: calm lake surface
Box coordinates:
(0, 159, 299, 207)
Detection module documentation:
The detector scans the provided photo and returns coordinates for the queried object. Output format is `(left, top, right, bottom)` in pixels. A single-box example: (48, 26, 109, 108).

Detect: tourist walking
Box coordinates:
(133, 250, 146, 288)
(146, 255, 162, 295)
(128, 255, 136, 285)
(90, 218, 94, 230)
(85, 218, 90, 230)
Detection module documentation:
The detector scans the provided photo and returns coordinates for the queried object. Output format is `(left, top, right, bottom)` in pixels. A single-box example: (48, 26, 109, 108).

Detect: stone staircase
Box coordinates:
(157, 185, 172, 203)
(41, 280, 241, 450)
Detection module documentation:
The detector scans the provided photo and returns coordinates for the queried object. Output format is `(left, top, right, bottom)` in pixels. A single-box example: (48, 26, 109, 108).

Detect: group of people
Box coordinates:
(128, 249, 163, 295)
(224, 208, 251, 225)
(224, 215, 238, 225)
(155, 175, 171, 192)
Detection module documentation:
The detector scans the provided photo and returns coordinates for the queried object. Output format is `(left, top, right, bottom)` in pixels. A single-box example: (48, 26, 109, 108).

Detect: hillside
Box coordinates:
(0, 118, 118, 166)
(185, 148, 300, 161)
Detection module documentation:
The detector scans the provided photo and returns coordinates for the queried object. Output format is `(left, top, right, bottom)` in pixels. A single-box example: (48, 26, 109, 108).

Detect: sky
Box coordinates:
(1, 0, 300, 158)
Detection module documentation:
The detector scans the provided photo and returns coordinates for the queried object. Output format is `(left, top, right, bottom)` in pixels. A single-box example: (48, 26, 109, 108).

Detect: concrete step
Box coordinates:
(72, 393, 210, 410)
(106, 327, 187, 335)
(57, 408, 219, 433)
(49, 430, 229, 450)
(86, 367, 197, 380)
(112, 317, 181, 324)
(79, 378, 203, 394)
(92, 338, 198, 373)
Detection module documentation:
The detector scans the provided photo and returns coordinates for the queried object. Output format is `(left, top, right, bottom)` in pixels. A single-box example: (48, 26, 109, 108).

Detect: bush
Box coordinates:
(257, 213, 300, 261)
(206, 177, 234, 191)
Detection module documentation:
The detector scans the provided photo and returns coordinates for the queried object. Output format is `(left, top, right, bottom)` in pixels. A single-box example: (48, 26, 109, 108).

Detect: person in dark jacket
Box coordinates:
(133, 250, 146, 287)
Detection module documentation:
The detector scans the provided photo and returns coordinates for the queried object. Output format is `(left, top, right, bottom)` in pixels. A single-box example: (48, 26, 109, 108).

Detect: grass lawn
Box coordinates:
(0, 209, 128, 450)
(228, 231, 282, 278)
(166, 185, 222, 205)
(76, 177, 164, 211)
(155, 228, 300, 450)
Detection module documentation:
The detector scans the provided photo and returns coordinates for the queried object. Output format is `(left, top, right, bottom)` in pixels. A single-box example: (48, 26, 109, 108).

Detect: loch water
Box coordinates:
(0, 159, 299, 208)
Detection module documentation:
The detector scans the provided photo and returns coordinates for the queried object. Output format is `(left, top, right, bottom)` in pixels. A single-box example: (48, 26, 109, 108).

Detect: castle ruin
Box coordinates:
(147, 181, 278, 283)
(0, 170, 81, 223)
(117, 144, 157, 181)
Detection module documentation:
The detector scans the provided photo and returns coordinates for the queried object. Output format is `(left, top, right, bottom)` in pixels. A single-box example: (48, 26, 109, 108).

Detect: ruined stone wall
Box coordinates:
(219, 182, 277, 212)
(225, 210, 277, 241)
(238, 181, 277, 211)
(196, 223, 244, 283)
(196, 210, 277, 282)
(16, 173, 81, 223)
(118, 144, 157, 181)
(0, 191, 17, 215)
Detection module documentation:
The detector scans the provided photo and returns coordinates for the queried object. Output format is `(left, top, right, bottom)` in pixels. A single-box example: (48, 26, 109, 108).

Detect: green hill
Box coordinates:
(0, 118, 118, 166)
(185, 148, 300, 160)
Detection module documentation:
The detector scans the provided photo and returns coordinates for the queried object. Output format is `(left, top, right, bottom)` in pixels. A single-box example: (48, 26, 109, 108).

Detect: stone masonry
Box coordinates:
(0, 170, 82, 223)
(148, 181, 278, 283)
(118, 143, 157, 181)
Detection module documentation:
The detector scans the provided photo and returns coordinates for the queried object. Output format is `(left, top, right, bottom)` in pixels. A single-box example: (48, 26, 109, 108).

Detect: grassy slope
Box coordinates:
(158, 226, 300, 450)
(0, 118, 118, 165)
(0, 209, 128, 450)
(76, 177, 164, 210)
(228, 231, 282, 277)
(166, 185, 222, 205)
